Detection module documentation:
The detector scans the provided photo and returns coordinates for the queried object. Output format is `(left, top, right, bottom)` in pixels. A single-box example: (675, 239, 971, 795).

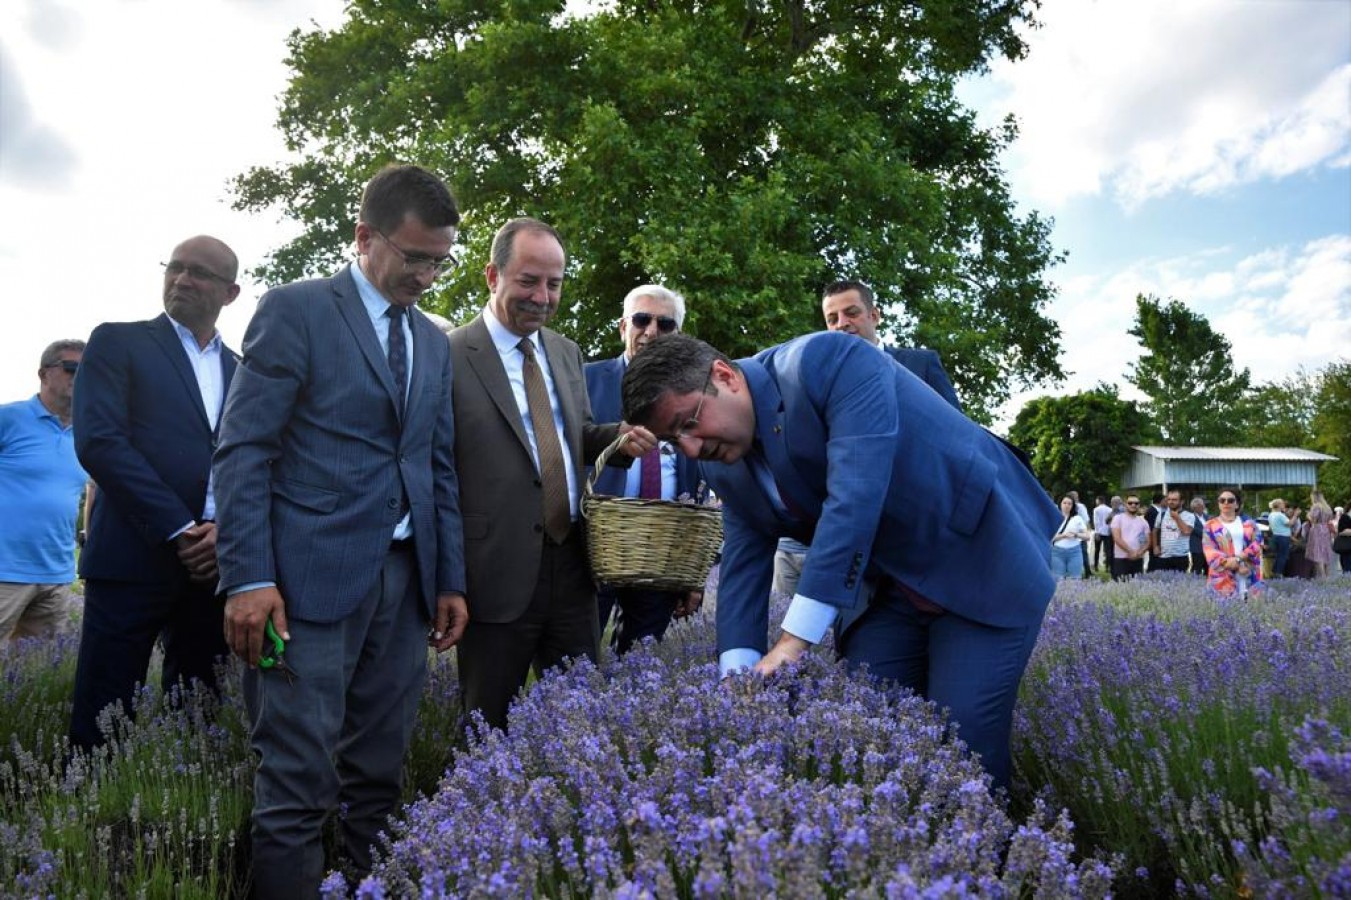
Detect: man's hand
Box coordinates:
(430, 592, 469, 652)
(175, 522, 219, 583)
(673, 589, 704, 619)
(616, 423, 657, 458)
(224, 586, 288, 667)
(753, 632, 811, 677)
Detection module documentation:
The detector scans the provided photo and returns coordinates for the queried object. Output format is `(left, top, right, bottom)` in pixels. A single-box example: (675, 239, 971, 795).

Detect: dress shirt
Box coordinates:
(353, 261, 414, 539)
(167, 315, 224, 528)
(482, 305, 581, 519)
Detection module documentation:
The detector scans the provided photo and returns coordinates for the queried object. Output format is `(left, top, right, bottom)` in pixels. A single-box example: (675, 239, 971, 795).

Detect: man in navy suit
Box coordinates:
(69, 235, 241, 752)
(622, 333, 1058, 790)
(584, 285, 705, 652)
(214, 165, 468, 896)
(773, 279, 963, 598)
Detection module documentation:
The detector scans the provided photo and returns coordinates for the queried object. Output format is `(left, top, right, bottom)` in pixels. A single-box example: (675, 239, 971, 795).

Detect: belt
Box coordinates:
(389, 538, 415, 554)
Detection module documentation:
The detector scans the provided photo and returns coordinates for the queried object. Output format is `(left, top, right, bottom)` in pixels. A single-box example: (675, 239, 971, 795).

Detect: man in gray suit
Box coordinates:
(214, 164, 468, 897)
(448, 218, 651, 731)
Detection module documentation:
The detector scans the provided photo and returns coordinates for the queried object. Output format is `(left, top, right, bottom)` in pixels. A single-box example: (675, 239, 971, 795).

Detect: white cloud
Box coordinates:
(969, 0, 1351, 210)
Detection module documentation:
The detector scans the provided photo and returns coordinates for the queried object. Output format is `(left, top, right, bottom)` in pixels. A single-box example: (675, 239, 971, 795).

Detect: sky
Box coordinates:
(2, 0, 1348, 431)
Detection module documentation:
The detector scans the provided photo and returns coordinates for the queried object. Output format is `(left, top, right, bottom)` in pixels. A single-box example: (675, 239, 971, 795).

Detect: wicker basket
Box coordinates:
(582, 433, 722, 591)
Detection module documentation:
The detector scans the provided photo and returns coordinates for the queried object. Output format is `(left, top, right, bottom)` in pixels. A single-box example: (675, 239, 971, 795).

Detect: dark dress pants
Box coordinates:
(246, 545, 427, 899)
(1271, 534, 1291, 577)
(836, 583, 1042, 791)
(457, 529, 600, 732)
(69, 574, 227, 752)
(598, 585, 679, 655)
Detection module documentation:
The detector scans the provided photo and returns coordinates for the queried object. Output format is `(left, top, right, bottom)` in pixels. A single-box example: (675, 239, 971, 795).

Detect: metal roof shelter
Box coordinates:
(1121, 446, 1338, 492)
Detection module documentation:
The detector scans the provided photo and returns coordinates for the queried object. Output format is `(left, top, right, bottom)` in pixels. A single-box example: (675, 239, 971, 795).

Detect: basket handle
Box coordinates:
(583, 431, 633, 511)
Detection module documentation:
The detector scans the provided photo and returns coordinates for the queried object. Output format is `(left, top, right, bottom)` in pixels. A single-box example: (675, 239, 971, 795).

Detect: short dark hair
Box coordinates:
(622, 334, 732, 427)
(359, 164, 459, 234)
(40, 339, 86, 369)
(490, 217, 565, 272)
(822, 280, 875, 310)
(1152, 492, 1165, 504)
(1217, 486, 1243, 506)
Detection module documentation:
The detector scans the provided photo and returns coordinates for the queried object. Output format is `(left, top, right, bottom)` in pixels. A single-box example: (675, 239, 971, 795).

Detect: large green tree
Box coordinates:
(1007, 385, 1154, 500)
(232, 0, 1065, 421)
(1310, 360, 1351, 503)
(1125, 294, 1250, 444)
(1238, 369, 1318, 449)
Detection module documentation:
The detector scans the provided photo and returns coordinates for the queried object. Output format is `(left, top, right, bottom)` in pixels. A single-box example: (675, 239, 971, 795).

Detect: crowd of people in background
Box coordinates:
(1054, 488, 1351, 595)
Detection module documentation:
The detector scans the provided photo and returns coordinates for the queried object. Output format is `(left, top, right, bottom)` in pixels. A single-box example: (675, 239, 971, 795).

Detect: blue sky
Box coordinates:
(1, 0, 1347, 432)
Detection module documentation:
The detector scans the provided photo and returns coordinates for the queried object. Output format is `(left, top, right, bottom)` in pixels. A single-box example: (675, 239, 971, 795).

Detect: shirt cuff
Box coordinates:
(227, 581, 276, 597)
(719, 648, 763, 677)
(781, 594, 838, 644)
(168, 520, 197, 541)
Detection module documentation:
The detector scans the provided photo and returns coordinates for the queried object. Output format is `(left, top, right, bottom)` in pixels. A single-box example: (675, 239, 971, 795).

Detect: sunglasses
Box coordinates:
(629, 312, 677, 334)
(46, 360, 79, 374)
(1218, 496, 1238, 504)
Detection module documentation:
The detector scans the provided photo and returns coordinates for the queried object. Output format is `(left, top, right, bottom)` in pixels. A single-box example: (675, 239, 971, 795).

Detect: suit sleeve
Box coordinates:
(576, 348, 624, 467)
(795, 340, 899, 608)
(74, 323, 197, 545)
(715, 501, 778, 656)
(432, 340, 467, 595)
(213, 290, 309, 592)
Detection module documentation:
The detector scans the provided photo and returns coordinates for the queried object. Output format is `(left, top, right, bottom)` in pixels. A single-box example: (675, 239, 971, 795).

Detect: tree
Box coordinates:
(232, 0, 1065, 422)
(1125, 294, 1250, 444)
(1310, 360, 1351, 503)
(1238, 369, 1317, 449)
(1007, 385, 1154, 500)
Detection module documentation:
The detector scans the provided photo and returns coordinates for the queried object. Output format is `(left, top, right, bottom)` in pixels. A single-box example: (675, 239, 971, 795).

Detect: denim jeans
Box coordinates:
(1050, 543, 1083, 579)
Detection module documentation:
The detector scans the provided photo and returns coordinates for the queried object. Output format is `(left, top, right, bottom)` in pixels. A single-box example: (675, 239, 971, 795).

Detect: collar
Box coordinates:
(167, 315, 222, 352)
(483, 303, 541, 356)
(352, 259, 406, 320)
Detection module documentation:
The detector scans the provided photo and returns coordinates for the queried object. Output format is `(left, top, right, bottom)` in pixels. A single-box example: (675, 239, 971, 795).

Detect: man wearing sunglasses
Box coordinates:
(70, 236, 241, 754)
(0, 340, 88, 640)
(1110, 496, 1149, 581)
(621, 333, 1058, 791)
(585, 285, 705, 652)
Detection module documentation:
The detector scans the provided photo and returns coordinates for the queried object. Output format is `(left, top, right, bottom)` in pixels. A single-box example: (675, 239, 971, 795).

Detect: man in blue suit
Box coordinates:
(773, 279, 963, 599)
(214, 165, 468, 897)
(622, 333, 1058, 790)
(584, 285, 705, 652)
(70, 235, 241, 752)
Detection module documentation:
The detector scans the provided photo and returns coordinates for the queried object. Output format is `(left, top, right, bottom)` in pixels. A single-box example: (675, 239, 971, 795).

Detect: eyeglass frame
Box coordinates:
(373, 229, 459, 278)
(1217, 496, 1239, 504)
(44, 360, 80, 374)
(161, 261, 233, 286)
(671, 367, 715, 444)
(628, 312, 678, 334)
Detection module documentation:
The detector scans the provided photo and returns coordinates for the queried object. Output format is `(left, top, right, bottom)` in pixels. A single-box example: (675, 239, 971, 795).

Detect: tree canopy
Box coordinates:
(233, 0, 1065, 421)
(1007, 385, 1153, 499)
(1125, 294, 1251, 444)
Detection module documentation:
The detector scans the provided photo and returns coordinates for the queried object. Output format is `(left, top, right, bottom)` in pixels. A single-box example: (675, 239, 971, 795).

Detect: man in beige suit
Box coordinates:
(449, 218, 651, 730)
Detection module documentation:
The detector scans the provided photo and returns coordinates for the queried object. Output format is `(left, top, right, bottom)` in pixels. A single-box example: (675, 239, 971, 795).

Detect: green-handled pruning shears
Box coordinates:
(258, 620, 300, 684)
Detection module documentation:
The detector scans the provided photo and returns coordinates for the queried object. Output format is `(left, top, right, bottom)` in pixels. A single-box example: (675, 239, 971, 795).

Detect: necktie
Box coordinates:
(639, 445, 662, 499)
(387, 305, 407, 419)
(518, 338, 571, 542)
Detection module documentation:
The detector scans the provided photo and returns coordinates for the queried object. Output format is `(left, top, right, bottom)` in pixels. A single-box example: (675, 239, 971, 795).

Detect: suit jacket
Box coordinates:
(449, 315, 620, 623)
(213, 265, 465, 623)
(884, 345, 961, 411)
(584, 355, 701, 499)
(75, 313, 239, 583)
(706, 332, 1058, 656)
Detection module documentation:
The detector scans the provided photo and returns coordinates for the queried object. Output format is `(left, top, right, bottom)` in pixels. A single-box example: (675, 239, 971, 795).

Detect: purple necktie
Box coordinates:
(639, 445, 662, 499)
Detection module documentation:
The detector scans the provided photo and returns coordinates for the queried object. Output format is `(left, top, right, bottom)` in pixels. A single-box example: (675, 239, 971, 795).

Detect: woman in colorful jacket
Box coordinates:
(1201, 487, 1264, 598)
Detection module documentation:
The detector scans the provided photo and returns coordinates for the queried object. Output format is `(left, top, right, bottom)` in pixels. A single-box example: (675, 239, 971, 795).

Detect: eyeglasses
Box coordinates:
(629, 312, 678, 334)
(1125, 501, 1140, 506)
(1218, 496, 1238, 504)
(673, 368, 714, 443)
(45, 361, 79, 374)
(374, 230, 458, 278)
(162, 261, 233, 285)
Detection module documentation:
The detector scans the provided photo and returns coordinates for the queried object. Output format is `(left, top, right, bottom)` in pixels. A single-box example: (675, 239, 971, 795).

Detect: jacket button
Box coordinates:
(387, 498, 399, 509)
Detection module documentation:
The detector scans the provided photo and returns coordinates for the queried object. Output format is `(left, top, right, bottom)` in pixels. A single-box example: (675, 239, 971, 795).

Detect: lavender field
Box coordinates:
(2, 575, 1347, 898)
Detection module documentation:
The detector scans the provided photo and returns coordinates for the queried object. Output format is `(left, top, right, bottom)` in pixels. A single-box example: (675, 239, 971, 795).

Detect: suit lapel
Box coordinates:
(149, 314, 212, 432)
(741, 358, 817, 522)
(462, 316, 532, 455)
(332, 265, 402, 421)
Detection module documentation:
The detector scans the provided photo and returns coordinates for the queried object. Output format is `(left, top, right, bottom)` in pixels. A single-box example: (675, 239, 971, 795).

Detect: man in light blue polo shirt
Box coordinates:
(0, 340, 88, 639)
